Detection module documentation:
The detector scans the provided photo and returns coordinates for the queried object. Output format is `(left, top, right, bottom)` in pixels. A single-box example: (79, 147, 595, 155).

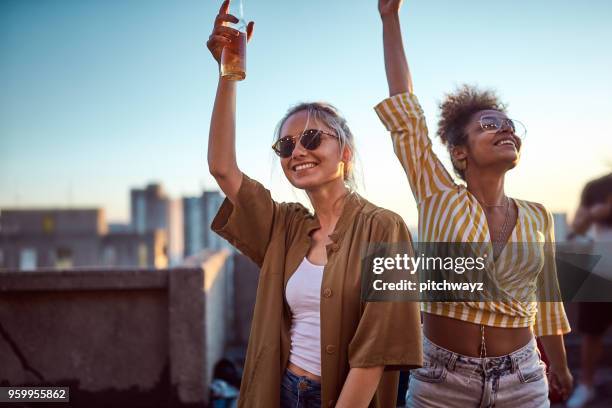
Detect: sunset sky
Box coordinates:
(2, 0, 611, 229)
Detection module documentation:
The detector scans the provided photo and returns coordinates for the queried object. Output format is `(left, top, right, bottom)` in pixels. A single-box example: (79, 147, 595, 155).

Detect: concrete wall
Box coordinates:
(0, 250, 231, 407)
(202, 251, 231, 382)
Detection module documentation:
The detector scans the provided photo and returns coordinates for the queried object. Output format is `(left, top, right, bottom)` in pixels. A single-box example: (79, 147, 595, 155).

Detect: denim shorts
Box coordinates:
(407, 336, 550, 408)
(280, 369, 322, 408)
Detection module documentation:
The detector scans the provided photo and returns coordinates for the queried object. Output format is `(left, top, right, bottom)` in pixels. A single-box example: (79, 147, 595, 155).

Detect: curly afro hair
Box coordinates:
(437, 85, 506, 179)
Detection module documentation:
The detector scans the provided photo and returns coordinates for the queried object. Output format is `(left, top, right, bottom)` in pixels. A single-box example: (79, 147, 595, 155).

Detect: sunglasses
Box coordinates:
(477, 116, 527, 139)
(272, 129, 338, 158)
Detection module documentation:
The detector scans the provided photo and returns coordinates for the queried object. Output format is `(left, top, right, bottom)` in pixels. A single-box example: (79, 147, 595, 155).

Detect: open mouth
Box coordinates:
(292, 162, 318, 172)
(494, 138, 517, 149)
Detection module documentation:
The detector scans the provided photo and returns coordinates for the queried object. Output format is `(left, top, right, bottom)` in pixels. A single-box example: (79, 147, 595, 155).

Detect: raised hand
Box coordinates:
(378, 0, 404, 18)
(206, 0, 254, 65)
(379, 0, 412, 95)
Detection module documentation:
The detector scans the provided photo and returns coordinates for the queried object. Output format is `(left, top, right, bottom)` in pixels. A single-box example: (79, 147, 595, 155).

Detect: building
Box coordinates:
(0, 208, 167, 270)
(130, 183, 183, 265)
(183, 197, 203, 257)
(553, 212, 568, 241)
(168, 198, 184, 266)
(0, 209, 105, 270)
(131, 184, 169, 234)
(108, 222, 131, 233)
(101, 230, 167, 269)
(183, 191, 226, 257)
(202, 192, 224, 250)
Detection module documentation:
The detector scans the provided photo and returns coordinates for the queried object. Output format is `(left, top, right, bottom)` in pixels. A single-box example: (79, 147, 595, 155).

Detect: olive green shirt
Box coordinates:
(212, 174, 422, 408)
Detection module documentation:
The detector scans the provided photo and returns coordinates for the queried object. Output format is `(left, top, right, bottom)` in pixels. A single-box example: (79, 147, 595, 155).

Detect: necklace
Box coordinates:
(491, 197, 511, 258)
(483, 197, 507, 208)
(478, 197, 510, 366)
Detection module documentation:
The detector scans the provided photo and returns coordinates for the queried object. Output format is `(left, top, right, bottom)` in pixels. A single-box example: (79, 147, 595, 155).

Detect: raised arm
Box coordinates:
(379, 0, 412, 96)
(376, 0, 455, 203)
(206, 0, 254, 203)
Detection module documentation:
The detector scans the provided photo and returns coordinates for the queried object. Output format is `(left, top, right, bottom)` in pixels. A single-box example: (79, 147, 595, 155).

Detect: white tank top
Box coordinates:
(285, 257, 324, 376)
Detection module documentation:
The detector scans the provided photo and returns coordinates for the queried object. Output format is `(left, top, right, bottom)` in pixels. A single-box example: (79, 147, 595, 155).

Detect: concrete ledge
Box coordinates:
(0, 252, 231, 407)
(0, 268, 168, 291)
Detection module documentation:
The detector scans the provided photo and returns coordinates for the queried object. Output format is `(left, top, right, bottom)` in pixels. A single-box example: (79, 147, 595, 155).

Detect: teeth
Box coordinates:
(294, 163, 316, 171)
(498, 140, 515, 147)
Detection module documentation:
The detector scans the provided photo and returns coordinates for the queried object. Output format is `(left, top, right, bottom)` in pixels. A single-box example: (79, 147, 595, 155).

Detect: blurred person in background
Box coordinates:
(567, 173, 612, 408)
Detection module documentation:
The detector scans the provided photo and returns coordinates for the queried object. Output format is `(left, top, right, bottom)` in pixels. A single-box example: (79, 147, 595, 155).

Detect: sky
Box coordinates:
(1, 0, 611, 229)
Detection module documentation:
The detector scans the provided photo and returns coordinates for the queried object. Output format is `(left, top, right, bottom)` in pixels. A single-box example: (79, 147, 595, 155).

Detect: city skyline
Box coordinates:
(0, 180, 227, 270)
(2, 0, 611, 226)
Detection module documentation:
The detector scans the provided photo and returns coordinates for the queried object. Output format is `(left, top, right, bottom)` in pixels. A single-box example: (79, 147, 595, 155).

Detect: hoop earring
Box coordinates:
(343, 161, 353, 181)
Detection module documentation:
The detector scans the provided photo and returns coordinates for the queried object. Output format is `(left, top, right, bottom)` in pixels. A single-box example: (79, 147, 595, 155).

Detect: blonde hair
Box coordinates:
(273, 102, 357, 190)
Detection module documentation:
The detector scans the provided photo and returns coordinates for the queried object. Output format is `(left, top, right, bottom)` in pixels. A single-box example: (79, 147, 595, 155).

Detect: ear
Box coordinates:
(451, 145, 468, 161)
(341, 145, 352, 163)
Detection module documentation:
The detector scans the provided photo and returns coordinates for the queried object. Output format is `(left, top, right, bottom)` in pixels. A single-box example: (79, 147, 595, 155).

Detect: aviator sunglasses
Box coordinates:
(272, 129, 338, 158)
(477, 115, 527, 139)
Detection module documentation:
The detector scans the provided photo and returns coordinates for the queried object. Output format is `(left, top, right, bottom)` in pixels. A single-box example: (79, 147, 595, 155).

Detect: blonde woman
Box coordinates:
(206, 1, 422, 407)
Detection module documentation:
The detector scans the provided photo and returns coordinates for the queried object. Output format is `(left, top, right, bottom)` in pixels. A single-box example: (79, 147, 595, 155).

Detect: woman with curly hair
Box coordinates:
(376, 0, 573, 406)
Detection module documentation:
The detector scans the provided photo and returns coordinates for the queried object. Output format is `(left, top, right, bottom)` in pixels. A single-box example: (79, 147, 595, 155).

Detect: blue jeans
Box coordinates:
(407, 336, 549, 408)
(280, 369, 322, 408)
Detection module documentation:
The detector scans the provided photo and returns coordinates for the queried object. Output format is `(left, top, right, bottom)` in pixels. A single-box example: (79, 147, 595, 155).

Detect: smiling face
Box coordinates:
(278, 110, 350, 191)
(452, 109, 522, 174)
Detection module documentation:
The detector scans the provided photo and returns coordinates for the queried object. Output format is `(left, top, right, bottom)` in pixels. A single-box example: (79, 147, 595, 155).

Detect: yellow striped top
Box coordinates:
(374, 92, 570, 336)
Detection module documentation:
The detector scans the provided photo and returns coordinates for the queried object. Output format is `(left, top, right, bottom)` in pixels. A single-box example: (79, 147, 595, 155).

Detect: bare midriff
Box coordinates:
(287, 362, 322, 383)
(424, 312, 533, 357)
